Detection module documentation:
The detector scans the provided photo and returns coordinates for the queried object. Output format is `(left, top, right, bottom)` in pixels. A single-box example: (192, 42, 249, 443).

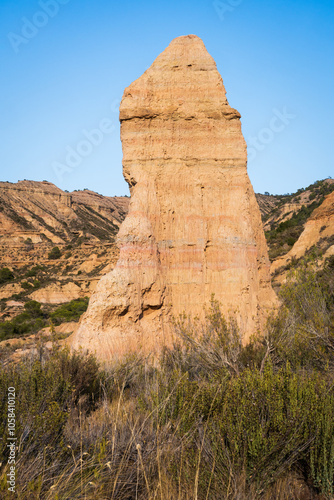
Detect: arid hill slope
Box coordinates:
(0, 180, 128, 245)
(270, 189, 334, 277)
(256, 179, 334, 259)
(0, 180, 129, 331)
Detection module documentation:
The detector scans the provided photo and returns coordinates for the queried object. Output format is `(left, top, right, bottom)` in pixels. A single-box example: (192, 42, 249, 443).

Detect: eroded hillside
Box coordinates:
(257, 179, 334, 286)
(256, 179, 334, 258)
(0, 181, 129, 353)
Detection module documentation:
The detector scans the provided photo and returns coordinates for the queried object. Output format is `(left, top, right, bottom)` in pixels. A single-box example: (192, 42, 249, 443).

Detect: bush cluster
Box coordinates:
(25, 265, 44, 278)
(266, 202, 321, 260)
(0, 268, 14, 285)
(0, 301, 46, 340)
(48, 246, 61, 260)
(0, 259, 333, 498)
(0, 298, 89, 341)
(50, 297, 89, 325)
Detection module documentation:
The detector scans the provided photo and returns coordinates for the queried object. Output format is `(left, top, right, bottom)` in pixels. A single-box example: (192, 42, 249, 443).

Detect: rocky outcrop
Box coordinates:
(272, 191, 334, 274)
(29, 282, 82, 304)
(256, 194, 280, 221)
(0, 181, 129, 277)
(70, 35, 276, 362)
(0, 283, 24, 300)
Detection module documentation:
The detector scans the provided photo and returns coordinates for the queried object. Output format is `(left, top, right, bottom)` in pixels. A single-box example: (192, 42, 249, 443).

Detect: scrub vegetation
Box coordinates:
(0, 257, 333, 499)
(264, 179, 334, 260)
(0, 298, 88, 341)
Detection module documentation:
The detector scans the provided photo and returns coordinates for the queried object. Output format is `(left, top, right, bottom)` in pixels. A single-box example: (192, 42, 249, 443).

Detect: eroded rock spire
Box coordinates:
(70, 35, 276, 361)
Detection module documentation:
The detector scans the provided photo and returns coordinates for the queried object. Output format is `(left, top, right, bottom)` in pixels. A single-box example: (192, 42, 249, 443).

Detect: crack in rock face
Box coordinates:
(70, 34, 276, 362)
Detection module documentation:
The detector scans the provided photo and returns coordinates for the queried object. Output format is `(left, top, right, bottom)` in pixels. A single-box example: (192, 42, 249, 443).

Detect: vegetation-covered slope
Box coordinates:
(256, 178, 334, 261)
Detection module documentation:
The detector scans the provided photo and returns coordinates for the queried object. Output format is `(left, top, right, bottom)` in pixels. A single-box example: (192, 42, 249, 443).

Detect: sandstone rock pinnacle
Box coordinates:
(70, 35, 276, 361)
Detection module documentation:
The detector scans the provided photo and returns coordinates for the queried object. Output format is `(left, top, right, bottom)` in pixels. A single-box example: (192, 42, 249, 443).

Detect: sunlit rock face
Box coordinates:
(271, 190, 334, 276)
(70, 35, 276, 362)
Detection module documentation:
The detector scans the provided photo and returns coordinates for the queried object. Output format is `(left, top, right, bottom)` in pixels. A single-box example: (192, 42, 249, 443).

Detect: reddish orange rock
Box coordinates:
(70, 35, 276, 361)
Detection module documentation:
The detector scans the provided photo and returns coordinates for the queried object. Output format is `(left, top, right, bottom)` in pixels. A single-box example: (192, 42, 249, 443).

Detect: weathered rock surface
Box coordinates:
(29, 282, 82, 304)
(70, 34, 276, 361)
(272, 191, 334, 276)
(0, 283, 24, 300)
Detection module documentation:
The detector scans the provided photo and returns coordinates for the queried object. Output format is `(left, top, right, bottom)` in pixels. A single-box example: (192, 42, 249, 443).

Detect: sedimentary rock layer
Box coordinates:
(271, 191, 334, 274)
(70, 35, 276, 361)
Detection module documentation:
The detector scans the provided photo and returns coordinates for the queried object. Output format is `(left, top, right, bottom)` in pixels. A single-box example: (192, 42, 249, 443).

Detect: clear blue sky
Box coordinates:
(0, 0, 333, 196)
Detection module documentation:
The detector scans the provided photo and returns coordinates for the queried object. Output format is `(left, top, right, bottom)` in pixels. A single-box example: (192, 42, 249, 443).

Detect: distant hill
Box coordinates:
(0, 180, 129, 333)
(0, 180, 128, 244)
(256, 178, 334, 286)
(256, 178, 334, 254)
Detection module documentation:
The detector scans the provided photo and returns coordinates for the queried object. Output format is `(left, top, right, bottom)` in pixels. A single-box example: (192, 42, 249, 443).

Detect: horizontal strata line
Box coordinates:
(116, 262, 254, 271)
(120, 112, 240, 122)
(122, 159, 246, 164)
(119, 244, 258, 252)
(121, 212, 250, 222)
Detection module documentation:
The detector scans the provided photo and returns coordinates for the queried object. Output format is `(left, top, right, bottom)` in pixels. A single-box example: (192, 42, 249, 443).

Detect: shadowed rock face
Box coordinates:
(70, 35, 276, 361)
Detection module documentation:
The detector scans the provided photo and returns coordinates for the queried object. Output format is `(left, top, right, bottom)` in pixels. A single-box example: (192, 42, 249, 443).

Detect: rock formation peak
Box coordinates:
(70, 35, 276, 361)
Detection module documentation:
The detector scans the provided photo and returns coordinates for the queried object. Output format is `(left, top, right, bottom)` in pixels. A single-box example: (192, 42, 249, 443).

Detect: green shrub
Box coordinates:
(24, 300, 44, 317)
(48, 246, 61, 260)
(21, 281, 33, 290)
(266, 259, 334, 371)
(286, 236, 297, 246)
(50, 298, 89, 325)
(0, 347, 102, 456)
(25, 265, 43, 278)
(0, 301, 46, 340)
(1, 339, 334, 498)
(0, 268, 14, 285)
(141, 358, 334, 497)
